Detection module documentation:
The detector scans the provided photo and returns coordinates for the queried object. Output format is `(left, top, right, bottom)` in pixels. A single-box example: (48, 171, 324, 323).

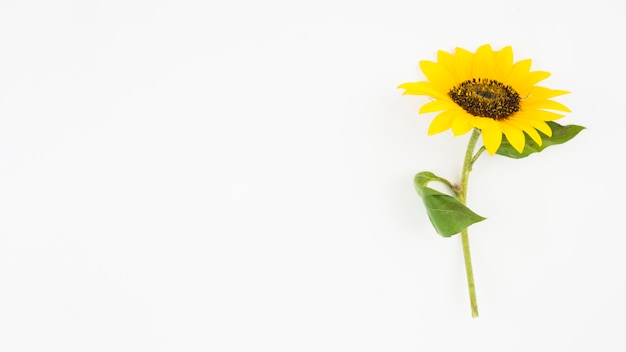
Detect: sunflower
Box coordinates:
(398, 44, 570, 155)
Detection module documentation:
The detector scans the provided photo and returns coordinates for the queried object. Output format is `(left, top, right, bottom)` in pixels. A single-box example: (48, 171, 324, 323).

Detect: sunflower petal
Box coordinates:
(472, 44, 495, 79)
(527, 71, 551, 85)
(427, 110, 457, 135)
(474, 118, 502, 155)
(500, 121, 526, 153)
(494, 46, 514, 82)
(398, 82, 449, 100)
(482, 127, 503, 155)
(518, 109, 565, 121)
(522, 99, 571, 112)
(506, 59, 532, 93)
(516, 118, 553, 137)
(454, 47, 474, 81)
(419, 99, 457, 114)
(506, 119, 543, 146)
(525, 128, 543, 146)
(525, 86, 570, 101)
(420, 60, 456, 92)
(451, 113, 474, 136)
(514, 71, 551, 95)
(437, 50, 464, 83)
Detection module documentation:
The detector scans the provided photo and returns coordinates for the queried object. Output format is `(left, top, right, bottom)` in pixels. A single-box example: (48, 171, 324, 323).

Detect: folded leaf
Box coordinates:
(496, 121, 585, 159)
(414, 172, 486, 237)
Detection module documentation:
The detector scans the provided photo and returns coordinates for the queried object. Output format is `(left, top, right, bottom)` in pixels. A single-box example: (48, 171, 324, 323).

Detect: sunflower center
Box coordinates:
(448, 78, 521, 120)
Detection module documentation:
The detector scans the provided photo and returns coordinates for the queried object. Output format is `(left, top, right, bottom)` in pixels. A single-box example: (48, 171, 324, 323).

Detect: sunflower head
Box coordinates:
(398, 44, 570, 155)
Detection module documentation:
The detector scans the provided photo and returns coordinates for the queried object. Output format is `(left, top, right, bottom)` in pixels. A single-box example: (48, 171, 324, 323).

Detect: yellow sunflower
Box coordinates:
(398, 44, 570, 155)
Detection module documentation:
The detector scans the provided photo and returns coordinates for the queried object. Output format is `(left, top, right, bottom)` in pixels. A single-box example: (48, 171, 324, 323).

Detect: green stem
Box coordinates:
(470, 146, 486, 169)
(432, 176, 456, 194)
(459, 129, 481, 318)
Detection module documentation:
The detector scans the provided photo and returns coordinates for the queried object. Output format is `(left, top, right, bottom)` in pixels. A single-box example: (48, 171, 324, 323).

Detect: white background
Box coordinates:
(0, 0, 623, 351)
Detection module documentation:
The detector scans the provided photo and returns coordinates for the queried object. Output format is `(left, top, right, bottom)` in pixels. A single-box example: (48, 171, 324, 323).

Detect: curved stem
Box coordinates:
(431, 175, 456, 194)
(471, 146, 486, 169)
(459, 129, 481, 318)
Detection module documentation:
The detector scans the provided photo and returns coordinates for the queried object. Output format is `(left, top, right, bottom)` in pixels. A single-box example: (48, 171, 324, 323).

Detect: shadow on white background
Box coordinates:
(0, 0, 623, 351)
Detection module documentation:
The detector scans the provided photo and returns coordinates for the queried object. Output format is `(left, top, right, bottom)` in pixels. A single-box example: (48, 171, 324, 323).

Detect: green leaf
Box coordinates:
(496, 121, 585, 159)
(414, 172, 486, 237)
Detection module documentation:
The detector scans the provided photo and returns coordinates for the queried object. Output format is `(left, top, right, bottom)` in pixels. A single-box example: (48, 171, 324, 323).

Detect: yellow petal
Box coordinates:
(517, 109, 565, 121)
(472, 44, 495, 79)
(427, 110, 457, 135)
(454, 47, 474, 81)
(451, 113, 474, 136)
(515, 117, 552, 137)
(398, 82, 449, 100)
(420, 60, 456, 92)
(494, 46, 514, 82)
(522, 99, 571, 112)
(527, 71, 551, 85)
(506, 119, 543, 146)
(500, 121, 526, 153)
(437, 50, 464, 84)
(474, 118, 502, 155)
(525, 86, 570, 101)
(506, 59, 532, 92)
(419, 99, 456, 114)
(514, 71, 551, 96)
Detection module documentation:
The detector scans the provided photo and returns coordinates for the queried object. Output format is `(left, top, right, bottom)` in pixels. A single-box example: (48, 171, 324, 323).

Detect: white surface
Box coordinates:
(0, 0, 623, 351)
